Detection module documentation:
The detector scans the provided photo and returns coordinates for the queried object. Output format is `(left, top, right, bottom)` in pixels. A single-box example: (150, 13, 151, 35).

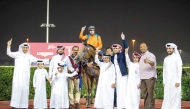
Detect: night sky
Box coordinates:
(0, 0, 190, 63)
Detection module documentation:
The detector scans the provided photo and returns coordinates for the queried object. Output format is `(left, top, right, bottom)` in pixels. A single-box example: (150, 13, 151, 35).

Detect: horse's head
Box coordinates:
(74, 44, 96, 64)
(82, 44, 95, 62)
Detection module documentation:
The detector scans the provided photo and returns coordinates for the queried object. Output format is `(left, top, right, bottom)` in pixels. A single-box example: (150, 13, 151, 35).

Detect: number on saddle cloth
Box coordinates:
(87, 34, 99, 41)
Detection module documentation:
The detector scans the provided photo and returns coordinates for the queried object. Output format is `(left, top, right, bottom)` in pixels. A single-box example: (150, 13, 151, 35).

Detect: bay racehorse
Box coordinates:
(74, 43, 100, 108)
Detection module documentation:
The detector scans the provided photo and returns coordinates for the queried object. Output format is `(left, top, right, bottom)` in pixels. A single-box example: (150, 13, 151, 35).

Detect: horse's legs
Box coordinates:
(89, 78, 95, 104)
(95, 79, 98, 94)
(86, 76, 93, 107)
(82, 71, 89, 107)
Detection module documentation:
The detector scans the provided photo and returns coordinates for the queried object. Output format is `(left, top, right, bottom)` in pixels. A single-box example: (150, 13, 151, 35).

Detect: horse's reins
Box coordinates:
(82, 45, 99, 81)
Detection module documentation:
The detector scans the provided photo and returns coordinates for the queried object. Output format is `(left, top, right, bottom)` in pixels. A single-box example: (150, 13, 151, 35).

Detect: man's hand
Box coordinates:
(7, 38, 12, 47)
(48, 78, 52, 82)
(111, 83, 115, 88)
(175, 83, 180, 87)
(144, 57, 155, 66)
(125, 47, 129, 54)
(49, 81, 52, 86)
(121, 32, 125, 40)
(81, 26, 86, 32)
(163, 84, 165, 87)
(144, 57, 150, 64)
(75, 69, 79, 72)
(34, 87, 36, 89)
(87, 62, 93, 67)
(137, 84, 141, 89)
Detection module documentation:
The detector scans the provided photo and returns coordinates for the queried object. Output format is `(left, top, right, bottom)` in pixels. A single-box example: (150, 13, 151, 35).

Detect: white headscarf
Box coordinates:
(165, 43, 183, 65)
(37, 60, 44, 68)
(18, 43, 30, 54)
(37, 60, 44, 64)
(57, 63, 65, 68)
(102, 54, 112, 71)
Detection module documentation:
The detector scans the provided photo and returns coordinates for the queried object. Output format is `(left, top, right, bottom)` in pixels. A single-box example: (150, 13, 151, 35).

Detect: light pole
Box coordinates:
(40, 0, 55, 43)
(26, 38, 29, 43)
(178, 49, 182, 54)
(132, 39, 135, 51)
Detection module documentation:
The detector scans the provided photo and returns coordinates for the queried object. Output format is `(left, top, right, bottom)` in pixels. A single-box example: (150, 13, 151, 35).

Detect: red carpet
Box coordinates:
(0, 99, 190, 109)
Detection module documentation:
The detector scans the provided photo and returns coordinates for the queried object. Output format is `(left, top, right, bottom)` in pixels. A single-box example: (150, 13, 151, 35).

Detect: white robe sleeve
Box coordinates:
(30, 55, 40, 62)
(163, 58, 166, 84)
(66, 56, 75, 72)
(64, 71, 78, 77)
(125, 54, 132, 66)
(45, 69, 49, 80)
(136, 67, 141, 84)
(30, 55, 49, 63)
(33, 70, 37, 88)
(51, 72, 59, 83)
(95, 54, 102, 66)
(7, 47, 19, 58)
(176, 56, 182, 83)
(49, 58, 54, 77)
(111, 64, 116, 84)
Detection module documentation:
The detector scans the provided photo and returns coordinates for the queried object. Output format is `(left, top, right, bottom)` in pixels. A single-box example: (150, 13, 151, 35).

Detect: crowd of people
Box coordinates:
(6, 25, 182, 109)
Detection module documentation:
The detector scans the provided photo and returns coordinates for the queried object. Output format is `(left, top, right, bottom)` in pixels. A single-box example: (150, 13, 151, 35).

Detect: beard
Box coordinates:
(113, 51, 119, 54)
(90, 33, 95, 35)
(167, 51, 174, 55)
(73, 52, 78, 56)
(58, 53, 63, 55)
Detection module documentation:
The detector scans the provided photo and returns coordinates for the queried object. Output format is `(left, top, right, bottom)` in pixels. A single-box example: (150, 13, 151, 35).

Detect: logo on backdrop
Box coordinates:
(48, 45, 56, 50)
(29, 43, 83, 59)
(29, 43, 83, 66)
(37, 52, 54, 57)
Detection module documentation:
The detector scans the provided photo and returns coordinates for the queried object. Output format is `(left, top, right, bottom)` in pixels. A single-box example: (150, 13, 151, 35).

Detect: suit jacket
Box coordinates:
(111, 40, 128, 76)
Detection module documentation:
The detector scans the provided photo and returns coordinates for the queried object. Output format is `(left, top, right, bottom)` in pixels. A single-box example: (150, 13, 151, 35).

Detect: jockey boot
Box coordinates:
(75, 103, 79, 109)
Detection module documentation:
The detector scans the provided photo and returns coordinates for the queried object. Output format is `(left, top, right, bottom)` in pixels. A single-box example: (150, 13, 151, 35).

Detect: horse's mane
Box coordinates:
(83, 44, 96, 50)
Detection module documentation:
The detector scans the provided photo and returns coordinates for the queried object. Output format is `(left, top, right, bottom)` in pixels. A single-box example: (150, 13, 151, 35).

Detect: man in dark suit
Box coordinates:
(111, 32, 129, 109)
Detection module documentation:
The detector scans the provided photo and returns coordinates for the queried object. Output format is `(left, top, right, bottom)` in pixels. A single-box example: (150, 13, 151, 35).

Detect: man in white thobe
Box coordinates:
(6, 39, 48, 109)
(161, 43, 182, 109)
(49, 46, 66, 78)
(33, 60, 50, 109)
(94, 53, 116, 109)
(50, 60, 77, 108)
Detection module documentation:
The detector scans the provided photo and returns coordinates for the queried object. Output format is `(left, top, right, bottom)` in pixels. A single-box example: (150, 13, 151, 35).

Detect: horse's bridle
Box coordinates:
(82, 45, 92, 63)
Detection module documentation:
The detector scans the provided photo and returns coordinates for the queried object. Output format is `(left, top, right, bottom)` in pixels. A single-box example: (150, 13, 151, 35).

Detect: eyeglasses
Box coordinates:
(89, 30, 95, 31)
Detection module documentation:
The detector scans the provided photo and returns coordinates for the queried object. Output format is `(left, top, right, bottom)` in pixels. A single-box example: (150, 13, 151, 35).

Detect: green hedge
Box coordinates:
(0, 66, 190, 101)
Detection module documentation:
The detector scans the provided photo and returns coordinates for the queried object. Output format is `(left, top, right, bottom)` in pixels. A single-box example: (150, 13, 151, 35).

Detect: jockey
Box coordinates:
(75, 26, 103, 63)
(79, 25, 103, 50)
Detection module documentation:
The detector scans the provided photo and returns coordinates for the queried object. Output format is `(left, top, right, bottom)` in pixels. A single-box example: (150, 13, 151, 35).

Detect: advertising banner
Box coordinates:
(28, 42, 83, 66)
